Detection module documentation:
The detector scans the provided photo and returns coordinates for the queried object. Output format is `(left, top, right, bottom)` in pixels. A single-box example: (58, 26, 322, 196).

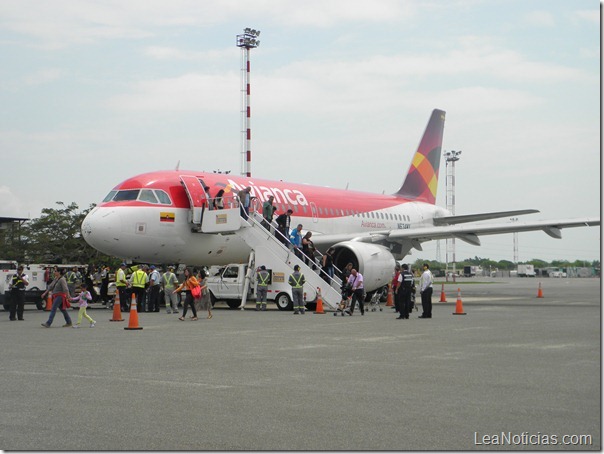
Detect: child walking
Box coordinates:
(71, 283, 96, 328)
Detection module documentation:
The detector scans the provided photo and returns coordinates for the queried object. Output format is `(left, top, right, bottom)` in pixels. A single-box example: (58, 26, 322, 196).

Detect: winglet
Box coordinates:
(395, 109, 446, 204)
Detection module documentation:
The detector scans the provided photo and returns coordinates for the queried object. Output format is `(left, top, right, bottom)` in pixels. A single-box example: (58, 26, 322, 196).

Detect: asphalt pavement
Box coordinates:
(0, 277, 600, 450)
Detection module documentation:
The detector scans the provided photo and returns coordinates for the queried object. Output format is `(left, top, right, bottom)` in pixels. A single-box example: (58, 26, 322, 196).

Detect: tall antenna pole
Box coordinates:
(236, 28, 260, 177)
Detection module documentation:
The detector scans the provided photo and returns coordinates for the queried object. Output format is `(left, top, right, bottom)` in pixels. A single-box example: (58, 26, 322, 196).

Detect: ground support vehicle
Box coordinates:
(517, 264, 536, 277)
(206, 258, 322, 311)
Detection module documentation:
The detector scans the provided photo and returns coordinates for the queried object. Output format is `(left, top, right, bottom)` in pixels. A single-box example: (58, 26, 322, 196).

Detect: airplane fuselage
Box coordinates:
(81, 170, 447, 266)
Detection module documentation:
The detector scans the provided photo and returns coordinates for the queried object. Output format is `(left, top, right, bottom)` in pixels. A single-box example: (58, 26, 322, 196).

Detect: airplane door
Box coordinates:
(310, 202, 318, 223)
(180, 176, 207, 225)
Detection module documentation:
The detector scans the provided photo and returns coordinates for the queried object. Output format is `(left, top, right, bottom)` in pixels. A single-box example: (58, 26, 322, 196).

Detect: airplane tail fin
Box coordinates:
(395, 109, 446, 204)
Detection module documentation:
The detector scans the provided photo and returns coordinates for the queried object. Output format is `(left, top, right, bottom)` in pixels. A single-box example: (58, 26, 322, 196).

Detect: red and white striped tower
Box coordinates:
(236, 28, 261, 177)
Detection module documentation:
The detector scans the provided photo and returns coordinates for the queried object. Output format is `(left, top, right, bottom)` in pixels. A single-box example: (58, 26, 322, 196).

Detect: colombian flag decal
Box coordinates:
(160, 212, 175, 223)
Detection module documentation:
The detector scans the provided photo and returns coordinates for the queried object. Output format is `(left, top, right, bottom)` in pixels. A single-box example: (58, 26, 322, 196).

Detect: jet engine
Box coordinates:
(331, 241, 396, 293)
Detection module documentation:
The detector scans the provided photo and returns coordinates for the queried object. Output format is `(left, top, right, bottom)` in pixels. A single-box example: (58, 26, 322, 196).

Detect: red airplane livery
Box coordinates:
(81, 109, 599, 293)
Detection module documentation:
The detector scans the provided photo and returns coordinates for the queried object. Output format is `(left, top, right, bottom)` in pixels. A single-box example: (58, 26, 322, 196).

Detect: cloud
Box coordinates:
(106, 72, 240, 112)
(144, 46, 232, 61)
(521, 11, 555, 27)
(0, 0, 420, 49)
(24, 68, 65, 86)
(573, 9, 599, 25)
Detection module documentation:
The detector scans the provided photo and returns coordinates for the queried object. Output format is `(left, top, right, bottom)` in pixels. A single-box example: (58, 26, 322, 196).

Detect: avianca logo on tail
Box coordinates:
(224, 179, 309, 207)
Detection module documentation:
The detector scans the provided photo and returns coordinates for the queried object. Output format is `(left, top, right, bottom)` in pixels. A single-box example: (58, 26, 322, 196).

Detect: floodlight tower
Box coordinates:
(444, 150, 462, 280)
(511, 217, 519, 263)
(236, 27, 261, 177)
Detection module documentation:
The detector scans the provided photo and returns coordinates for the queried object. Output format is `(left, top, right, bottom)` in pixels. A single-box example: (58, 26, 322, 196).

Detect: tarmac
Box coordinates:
(0, 277, 600, 451)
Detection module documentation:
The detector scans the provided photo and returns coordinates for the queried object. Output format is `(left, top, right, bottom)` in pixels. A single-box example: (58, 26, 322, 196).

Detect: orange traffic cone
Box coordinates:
(439, 283, 447, 302)
(537, 282, 544, 298)
(124, 293, 143, 330)
(45, 295, 52, 311)
(314, 288, 325, 314)
(110, 290, 124, 322)
(452, 288, 466, 315)
(386, 284, 394, 307)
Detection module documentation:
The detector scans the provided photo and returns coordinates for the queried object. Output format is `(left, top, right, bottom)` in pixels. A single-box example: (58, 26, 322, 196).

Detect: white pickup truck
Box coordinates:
(206, 263, 319, 311)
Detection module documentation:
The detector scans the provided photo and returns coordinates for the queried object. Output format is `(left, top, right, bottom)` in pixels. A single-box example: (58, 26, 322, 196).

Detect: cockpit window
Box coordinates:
(112, 190, 140, 201)
(139, 189, 158, 204)
(102, 191, 117, 203)
(103, 188, 172, 205)
(154, 190, 172, 205)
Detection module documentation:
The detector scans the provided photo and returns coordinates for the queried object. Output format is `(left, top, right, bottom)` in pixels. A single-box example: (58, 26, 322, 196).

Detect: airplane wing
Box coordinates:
(432, 209, 539, 225)
(311, 217, 600, 250)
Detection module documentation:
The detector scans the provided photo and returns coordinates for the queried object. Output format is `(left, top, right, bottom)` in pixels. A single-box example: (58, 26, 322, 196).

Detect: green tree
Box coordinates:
(496, 260, 515, 270)
(528, 259, 548, 269)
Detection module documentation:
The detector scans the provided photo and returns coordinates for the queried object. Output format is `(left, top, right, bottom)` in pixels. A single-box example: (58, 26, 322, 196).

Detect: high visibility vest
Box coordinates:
(131, 270, 147, 288)
(11, 274, 26, 290)
(257, 271, 270, 287)
(162, 272, 177, 289)
(289, 272, 304, 288)
(66, 271, 76, 284)
(116, 268, 127, 287)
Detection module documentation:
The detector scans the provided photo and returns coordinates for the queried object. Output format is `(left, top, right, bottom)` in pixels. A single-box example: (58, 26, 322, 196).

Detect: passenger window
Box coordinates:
(139, 190, 159, 204)
(102, 191, 117, 202)
(113, 190, 140, 201)
(154, 190, 172, 205)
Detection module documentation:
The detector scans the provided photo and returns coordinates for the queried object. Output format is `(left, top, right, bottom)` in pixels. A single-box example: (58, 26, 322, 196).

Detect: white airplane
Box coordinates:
(81, 109, 600, 293)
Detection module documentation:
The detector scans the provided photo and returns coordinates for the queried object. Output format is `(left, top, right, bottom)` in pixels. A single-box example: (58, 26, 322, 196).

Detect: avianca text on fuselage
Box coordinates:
(223, 178, 309, 208)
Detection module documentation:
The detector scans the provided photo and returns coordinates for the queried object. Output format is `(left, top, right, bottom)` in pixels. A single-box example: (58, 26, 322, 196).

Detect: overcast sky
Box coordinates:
(0, 0, 600, 263)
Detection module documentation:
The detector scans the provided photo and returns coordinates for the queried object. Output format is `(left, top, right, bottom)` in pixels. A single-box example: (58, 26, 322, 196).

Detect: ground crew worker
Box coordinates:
(397, 264, 414, 319)
(147, 265, 161, 312)
(8, 265, 28, 321)
(65, 266, 81, 297)
(256, 266, 270, 311)
(288, 265, 306, 314)
(115, 263, 130, 312)
(162, 266, 180, 314)
(129, 265, 149, 311)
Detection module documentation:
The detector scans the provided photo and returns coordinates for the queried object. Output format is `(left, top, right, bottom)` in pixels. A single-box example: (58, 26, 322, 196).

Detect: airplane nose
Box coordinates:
(81, 207, 123, 254)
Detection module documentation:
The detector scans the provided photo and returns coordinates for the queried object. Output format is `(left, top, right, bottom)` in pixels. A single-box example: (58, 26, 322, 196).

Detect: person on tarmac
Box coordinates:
(256, 265, 270, 311)
(345, 269, 365, 316)
(419, 263, 434, 319)
(288, 265, 306, 315)
(8, 265, 28, 321)
(397, 264, 414, 320)
(41, 268, 73, 328)
(129, 265, 149, 312)
(174, 267, 199, 321)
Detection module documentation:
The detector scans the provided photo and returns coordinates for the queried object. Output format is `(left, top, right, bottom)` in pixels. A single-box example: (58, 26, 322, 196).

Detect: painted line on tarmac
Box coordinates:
(0, 369, 234, 389)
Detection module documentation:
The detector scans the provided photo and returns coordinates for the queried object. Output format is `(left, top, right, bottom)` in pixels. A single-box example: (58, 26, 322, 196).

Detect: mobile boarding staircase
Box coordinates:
(197, 204, 342, 310)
